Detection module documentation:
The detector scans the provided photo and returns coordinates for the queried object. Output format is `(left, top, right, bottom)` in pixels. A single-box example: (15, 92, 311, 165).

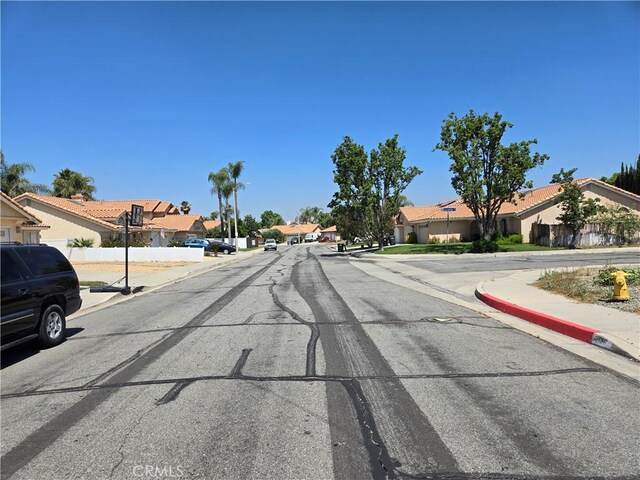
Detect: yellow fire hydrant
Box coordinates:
(610, 271, 631, 302)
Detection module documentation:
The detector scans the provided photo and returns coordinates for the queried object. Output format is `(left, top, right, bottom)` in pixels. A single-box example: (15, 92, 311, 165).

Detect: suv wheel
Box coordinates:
(38, 304, 66, 348)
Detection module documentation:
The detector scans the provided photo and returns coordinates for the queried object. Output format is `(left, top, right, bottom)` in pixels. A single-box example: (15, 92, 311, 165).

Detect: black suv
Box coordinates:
(1, 243, 82, 351)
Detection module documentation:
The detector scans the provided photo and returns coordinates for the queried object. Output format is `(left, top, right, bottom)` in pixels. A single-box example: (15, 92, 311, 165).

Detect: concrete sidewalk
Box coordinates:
(70, 248, 264, 317)
(476, 270, 640, 362)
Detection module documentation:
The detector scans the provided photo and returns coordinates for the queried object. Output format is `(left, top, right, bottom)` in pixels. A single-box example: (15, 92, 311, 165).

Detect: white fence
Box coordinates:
(207, 237, 259, 249)
(46, 240, 204, 262)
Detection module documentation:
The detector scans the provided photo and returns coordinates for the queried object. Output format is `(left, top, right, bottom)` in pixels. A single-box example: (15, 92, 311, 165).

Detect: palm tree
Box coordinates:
(227, 161, 245, 245)
(221, 181, 234, 244)
(180, 201, 191, 215)
(52, 168, 96, 200)
(0, 152, 51, 197)
(208, 167, 230, 239)
(398, 195, 414, 207)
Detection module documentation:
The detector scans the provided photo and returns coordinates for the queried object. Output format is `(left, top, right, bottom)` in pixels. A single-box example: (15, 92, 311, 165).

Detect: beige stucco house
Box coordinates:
(12, 194, 210, 247)
(396, 178, 640, 244)
(320, 225, 340, 241)
(0, 191, 49, 244)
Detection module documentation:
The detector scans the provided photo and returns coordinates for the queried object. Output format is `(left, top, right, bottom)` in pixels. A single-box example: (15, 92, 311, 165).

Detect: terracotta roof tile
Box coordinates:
(152, 214, 205, 232)
(320, 225, 337, 233)
(203, 220, 221, 230)
(401, 177, 637, 223)
(272, 223, 321, 235)
(1, 191, 47, 226)
(14, 193, 120, 231)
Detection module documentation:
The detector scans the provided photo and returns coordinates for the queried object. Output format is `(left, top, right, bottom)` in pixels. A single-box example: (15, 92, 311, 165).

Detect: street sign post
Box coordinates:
(440, 207, 456, 253)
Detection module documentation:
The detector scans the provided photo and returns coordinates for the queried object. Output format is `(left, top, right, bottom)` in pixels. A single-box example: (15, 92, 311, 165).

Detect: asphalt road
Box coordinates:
(1, 245, 639, 479)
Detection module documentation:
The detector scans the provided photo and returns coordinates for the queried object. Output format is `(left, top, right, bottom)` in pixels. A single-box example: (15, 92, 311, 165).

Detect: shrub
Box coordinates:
(470, 239, 499, 253)
(406, 232, 417, 244)
(508, 234, 523, 244)
(68, 237, 94, 248)
(101, 238, 125, 248)
(429, 236, 441, 244)
(262, 228, 285, 243)
(496, 233, 523, 245)
(594, 266, 640, 287)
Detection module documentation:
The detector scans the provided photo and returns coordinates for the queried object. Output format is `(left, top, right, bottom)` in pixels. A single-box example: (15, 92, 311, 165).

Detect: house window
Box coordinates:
(24, 231, 38, 244)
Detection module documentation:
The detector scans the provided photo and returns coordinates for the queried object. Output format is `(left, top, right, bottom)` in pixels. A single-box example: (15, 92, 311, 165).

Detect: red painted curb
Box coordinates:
(476, 290, 600, 344)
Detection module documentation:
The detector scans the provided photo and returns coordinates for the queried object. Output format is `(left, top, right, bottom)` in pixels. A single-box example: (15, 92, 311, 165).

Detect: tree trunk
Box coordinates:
(218, 193, 224, 240)
(233, 188, 239, 246)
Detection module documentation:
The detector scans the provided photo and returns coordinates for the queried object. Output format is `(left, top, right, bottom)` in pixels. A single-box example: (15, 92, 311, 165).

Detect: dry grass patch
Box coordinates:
(534, 266, 640, 314)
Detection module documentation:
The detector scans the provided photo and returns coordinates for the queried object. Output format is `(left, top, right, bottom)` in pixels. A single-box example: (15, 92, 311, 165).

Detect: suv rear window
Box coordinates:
(14, 247, 74, 276)
(1, 251, 24, 283)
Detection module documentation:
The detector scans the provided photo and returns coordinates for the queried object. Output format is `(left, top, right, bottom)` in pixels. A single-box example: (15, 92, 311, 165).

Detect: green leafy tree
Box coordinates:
(613, 156, 640, 195)
(52, 168, 96, 200)
(261, 228, 285, 243)
(208, 167, 230, 239)
(297, 206, 322, 224)
(369, 135, 422, 249)
(228, 161, 245, 243)
(328, 135, 421, 248)
(180, 201, 191, 214)
(206, 227, 222, 239)
(260, 210, 284, 229)
(551, 168, 603, 247)
(242, 215, 261, 237)
(591, 204, 640, 244)
(317, 210, 335, 229)
(434, 110, 549, 240)
(0, 152, 51, 197)
(328, 136, 374, 244)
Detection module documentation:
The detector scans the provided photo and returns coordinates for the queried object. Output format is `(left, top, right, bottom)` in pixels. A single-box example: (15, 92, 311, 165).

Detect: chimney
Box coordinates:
(70, 194, 85, 205)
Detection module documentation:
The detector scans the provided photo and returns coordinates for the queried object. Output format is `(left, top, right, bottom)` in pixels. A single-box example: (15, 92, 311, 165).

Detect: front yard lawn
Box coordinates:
(375, 243, 561, 255)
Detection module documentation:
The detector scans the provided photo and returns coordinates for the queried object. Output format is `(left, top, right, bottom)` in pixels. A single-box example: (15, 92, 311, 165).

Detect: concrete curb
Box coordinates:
(475, 285, 636, 361)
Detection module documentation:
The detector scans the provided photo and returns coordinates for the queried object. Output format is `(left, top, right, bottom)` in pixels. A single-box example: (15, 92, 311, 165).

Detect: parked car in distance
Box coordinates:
(383, 236, 397, 246)
(182, 238, 213, 251)
(1, 243, 82, 351)
(304, 233, 319, 242)
(318, 236, 330, 242)
(264, 239, 277, 251)
(210, 241, 236, 255)
(288, 237, 300, 245)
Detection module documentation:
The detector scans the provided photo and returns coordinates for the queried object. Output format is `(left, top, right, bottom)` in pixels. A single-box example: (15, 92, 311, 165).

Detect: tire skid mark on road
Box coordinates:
(295, 251, 460, 477)
(408, 334, 571, 476)
(0, 255, 283, 480)
(0, 367, 602, 400)
(64, 315, 504, 341)
(81, 332, 173, 388)
(155, 380, 194, 406)
(269, 278, 319, 377)
(343, 378, 396, 480)
(228, 348, 252, 378)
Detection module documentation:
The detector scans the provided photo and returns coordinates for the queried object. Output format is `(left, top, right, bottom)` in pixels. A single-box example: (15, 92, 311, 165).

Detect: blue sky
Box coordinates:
(2, 1, 638, 222)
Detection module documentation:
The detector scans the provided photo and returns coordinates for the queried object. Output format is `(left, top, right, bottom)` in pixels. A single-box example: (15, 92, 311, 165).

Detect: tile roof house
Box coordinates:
(320, 225, 340, 241)
(203, 220, 222, 232)
(396, 178, 640, 244)
(13, 194, 207, 247)
(0, 191, 49, 244)
(270, 223, 322, 243)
